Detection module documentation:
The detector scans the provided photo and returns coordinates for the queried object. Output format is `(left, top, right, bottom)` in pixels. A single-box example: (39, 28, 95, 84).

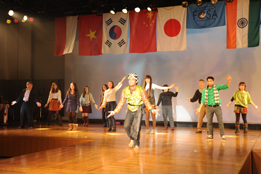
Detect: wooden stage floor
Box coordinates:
(0, 124, 260, 174)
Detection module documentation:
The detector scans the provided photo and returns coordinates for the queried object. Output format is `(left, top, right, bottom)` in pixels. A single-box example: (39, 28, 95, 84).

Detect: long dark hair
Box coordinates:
(50, 82, 59, 93)
(82, 86, 88, 97)
(101, 84, 108, 93)
(143, 75, 152, 97)
(67, 82, 78, 97)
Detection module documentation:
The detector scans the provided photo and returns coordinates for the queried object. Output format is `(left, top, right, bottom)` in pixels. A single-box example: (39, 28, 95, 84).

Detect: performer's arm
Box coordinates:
(226, 97, 234, 108)
(188, 90, 199, 102)
(114, 90, 126, 113)
(152, 83, 175, 90)
(157, 94, 162, 106)
(58, 90, 62, 104)
(141, 89, 153, 111)
(196, 90, 205, 114)
(226, 75, 232, 87)
(45, 91, 52, 107)
(115, 76, 126, 91)
(98, 91, 108, 110)
(12, 90, 24, 105)
(171, 87, 178, 97)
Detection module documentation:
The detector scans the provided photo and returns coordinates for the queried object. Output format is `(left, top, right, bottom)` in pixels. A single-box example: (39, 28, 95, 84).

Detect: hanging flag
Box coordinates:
(227, 0, 261, 49)
(54, 16, 78, 56)
(78, 15, 103, 56)
(157, 6, 187, 52)
(102, 12, 129, 54)
(129, 10, 157, 53)
(187, 1, 226, 28)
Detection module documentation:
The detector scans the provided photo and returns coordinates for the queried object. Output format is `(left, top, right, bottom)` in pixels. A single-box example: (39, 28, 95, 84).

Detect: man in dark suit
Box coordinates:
(11, 81, 41, 129)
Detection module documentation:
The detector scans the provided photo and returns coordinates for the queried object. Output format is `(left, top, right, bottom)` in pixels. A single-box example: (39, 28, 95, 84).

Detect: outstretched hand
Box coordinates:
(98, 106, 103, 111)
(107, 111, 116, 118)
(196, 108, 200, 114)
(226, 103, 230, 108)
(187, 98, 191, 102)
(151, 108, 160, 116)
(226, 75, 232, 81)
(94, 104, 98, 110)
(169, 84, 175, 89)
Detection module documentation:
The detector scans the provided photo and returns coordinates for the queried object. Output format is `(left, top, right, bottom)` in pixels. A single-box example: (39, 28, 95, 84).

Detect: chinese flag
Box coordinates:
(79, 15, 103, 56)
(129, 10, 157, 53)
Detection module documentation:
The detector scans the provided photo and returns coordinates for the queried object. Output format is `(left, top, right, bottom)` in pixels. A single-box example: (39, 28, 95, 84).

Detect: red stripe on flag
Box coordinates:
(79, 15, 103, 56)
(226, 0, 238, 49)
(129, 10, 157, 53)
(54, 17, 66, 56)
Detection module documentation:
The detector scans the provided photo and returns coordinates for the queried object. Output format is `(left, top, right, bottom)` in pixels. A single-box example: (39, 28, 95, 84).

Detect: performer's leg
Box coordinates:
(68, 112, 73, 123)
(235, 113, 240, 133)
(204, 105, 208, 131)
(242, 114, 248, 133)
(25, 105, 33, 127)
(162, 105, 168, 129)
(19, 103, 26, 128)
(86, 114, 89, 126)
(56, 111, 62, 126)
(134, 111, 144, 150)
(151, 112, 156, 133)
(145, 110, 150, 134)
(107, 116, 112, 131)
(102, 108, 107, 127)
(124, 110, 135, 147)
(111, 116, 116, 131)
(167, 106, 174, 129)
(197, 105, 205, 133)
(214, 106, 225, 137)
(206, 107, 214, 136)
(71, 112, 76, 123)
(82, 113, 86, 126)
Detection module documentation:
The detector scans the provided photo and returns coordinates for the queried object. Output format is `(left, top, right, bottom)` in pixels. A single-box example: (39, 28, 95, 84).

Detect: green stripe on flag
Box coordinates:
(248, 0, 261, 47)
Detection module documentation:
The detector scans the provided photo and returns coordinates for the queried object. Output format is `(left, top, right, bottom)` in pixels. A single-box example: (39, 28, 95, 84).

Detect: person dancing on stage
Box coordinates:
(157, 84, 178, 130)
(60, 82, 82, 131)
(108, 73, 159, 150)
(44, 82, 62, 126)
(98, 76, 126, 132)
(100, 84, 108, 127)
(11, 81, 41, 129)
(143, 75, 174, 134)
(196, 75, 231, 141)
(187, 79, 207, 133)
(80, 86, 98, 126)
(226, 82, 258, 133)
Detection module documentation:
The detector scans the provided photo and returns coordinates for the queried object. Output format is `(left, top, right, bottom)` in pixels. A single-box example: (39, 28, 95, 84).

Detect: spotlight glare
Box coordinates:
(29, 17, 34, 22)
(14, 19, 18, 23)
(147, 7, 152, 11)
(23, 15, 28, 21)
(110, 9, 115, 15)
(134, 7, 140, 13)
(6, 19, 11, 24)
(8, 10, 14, 16)
(211, 0, 218, 4)
(122, 8, 127, 14)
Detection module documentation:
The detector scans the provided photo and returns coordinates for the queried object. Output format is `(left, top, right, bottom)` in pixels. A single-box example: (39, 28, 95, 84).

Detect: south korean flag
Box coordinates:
(102, 12, 129, 54)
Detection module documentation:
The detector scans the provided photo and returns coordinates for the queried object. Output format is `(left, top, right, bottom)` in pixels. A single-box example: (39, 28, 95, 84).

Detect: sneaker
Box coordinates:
(171, 127, 174, 130)
(235, 129, 240, 133)
(145, 129, 150, 134)
(164, 127, 168, 130)
(206, 135, 213, 140)
(196, 130, 202, 133)
(150, 129, 155, 134)
(221, 135, 226, 141)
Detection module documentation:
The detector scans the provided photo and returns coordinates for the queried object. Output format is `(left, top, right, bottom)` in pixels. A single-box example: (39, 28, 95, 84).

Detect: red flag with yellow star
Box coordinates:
(129, 10, 157, 53)
(79, 15, 103, 56)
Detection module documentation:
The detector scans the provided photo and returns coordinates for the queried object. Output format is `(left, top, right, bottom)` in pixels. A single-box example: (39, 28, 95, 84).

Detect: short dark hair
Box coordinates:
(199, 79, 204, 82)
(207, 76, 214, 81)
(26, 81, 33, 85)
(162, 84, 169, 91)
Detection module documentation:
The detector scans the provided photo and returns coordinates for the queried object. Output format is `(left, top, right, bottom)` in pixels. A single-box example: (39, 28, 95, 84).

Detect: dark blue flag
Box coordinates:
(187, 1, 226, 28)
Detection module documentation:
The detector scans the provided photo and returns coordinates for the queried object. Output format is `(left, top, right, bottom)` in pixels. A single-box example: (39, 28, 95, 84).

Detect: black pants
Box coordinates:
(235, 113, 247, 123)
(102, 108, 107, 124)
(20, 102, 33, 127)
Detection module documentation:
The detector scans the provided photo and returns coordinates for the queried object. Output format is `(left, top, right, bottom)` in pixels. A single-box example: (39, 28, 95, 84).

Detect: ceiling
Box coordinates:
(0, 0, 224, 19)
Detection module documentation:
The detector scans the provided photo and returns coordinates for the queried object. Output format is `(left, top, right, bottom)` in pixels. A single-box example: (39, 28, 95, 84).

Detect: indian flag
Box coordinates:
(226, 0, 261, 49)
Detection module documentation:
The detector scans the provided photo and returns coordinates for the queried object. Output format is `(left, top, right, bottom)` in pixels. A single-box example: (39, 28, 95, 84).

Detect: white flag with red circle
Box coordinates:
(157, 6, 187, 51)
(102, 12, 129, 54)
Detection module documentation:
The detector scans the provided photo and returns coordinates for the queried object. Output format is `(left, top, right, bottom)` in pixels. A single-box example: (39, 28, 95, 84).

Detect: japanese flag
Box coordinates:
(102, 12, 129, 54)
(157, 6, 187, 51)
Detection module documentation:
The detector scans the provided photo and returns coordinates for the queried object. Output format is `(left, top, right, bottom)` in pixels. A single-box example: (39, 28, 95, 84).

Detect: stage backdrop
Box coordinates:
(65, 25, 261, 124)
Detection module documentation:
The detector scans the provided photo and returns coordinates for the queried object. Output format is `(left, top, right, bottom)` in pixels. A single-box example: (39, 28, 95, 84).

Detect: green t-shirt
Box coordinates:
(201, 84, 229, 105)
(232, 90, 252, 108)
(123, 85, 144, 112)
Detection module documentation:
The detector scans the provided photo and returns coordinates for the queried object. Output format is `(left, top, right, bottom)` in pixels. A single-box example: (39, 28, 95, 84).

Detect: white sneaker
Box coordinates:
(221, 135, 226, 141)
(206, 135, 213, 140)
(145, 129, 150, 134)
(150, 129, 155, 134)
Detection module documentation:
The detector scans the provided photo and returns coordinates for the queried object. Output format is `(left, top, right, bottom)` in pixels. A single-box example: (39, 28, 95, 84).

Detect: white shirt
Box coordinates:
(145, 83, 168, 91)
(102, 83, 122, 106)
(23, 89, 31, 102)
(47, 90, 62, 104)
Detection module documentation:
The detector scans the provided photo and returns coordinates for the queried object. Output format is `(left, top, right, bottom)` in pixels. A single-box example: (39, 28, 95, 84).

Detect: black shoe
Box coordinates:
(103, 123, 107, 127)
(108, 127, 112, 131)
(28, 127, 33, 129)
(235, 129, 240, 133)
(111, 129, 116, 132)
(17, 126, 23, 129)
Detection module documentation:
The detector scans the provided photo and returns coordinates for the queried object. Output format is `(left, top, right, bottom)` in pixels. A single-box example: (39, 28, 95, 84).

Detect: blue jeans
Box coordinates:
(207, 106, 225, 136)
(162, 105, 174, 127)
